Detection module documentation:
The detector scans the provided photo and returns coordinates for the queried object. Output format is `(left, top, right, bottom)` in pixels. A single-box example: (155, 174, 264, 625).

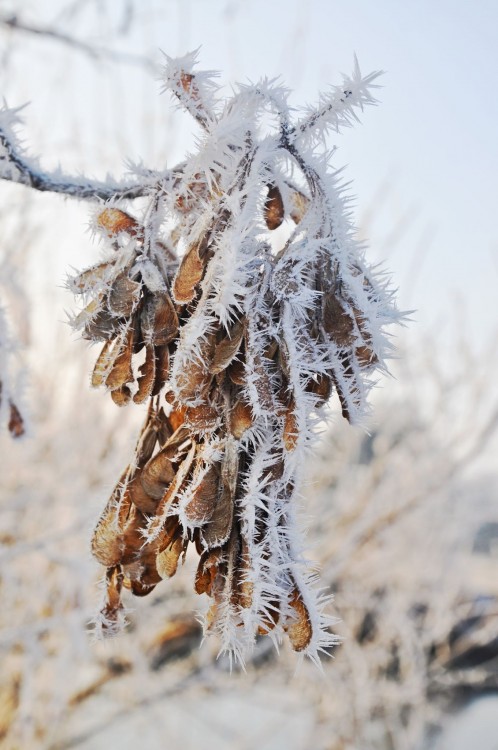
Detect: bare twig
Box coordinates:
(0, 13, 158, 74)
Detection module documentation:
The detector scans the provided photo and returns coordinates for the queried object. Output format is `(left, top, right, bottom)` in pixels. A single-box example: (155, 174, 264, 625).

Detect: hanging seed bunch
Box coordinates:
(68, 51, 401, 664)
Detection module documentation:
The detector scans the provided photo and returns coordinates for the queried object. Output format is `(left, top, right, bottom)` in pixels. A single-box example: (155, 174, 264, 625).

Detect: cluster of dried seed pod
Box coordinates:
(70, 207, 178, 407)
(69, 53, 399, 663)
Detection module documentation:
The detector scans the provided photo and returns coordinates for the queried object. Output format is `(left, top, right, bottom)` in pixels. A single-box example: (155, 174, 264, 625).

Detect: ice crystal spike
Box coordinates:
(1, 54, 402, 664)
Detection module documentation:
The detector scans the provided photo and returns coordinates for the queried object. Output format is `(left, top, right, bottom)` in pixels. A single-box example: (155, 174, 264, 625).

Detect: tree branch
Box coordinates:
(0, 115, 180, 201)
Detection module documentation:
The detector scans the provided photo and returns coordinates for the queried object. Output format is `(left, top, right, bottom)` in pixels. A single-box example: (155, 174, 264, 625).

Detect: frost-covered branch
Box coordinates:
(294, 56, 382, 143)
(0, 106, 171, 200)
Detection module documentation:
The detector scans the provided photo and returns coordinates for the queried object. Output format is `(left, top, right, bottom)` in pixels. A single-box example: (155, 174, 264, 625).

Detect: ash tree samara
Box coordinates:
(0, 51, 402, 665)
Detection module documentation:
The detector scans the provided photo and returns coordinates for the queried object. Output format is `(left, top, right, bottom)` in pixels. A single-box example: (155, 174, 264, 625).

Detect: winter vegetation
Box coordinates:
(1, 3, 497, 749)
(1, 50, 403, 664)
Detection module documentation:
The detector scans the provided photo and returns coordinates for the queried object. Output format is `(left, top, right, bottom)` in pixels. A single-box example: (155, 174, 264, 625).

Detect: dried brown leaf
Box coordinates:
(135, 422, 159, 467)
(160, 424, 192, 461)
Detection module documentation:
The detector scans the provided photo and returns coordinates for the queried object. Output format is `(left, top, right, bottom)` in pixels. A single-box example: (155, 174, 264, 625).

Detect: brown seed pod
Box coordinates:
(184, 464, 220, 524)
(194, 548, 224, 595)
(70, 261, 113, 295)
(128, 470, 159, 514)
(100, 565, 124, 630)
(174, 332, 216, 402)
(306, 372, 333, 404)
(73, 297, 104, 332)
(141, 448, 176, 500)
(147, 443, 197, 540)
(283, 401, 299, 452)
(264, 184, 285, 230)
(172, 242, 205, 304)
(184, 403, 219, 431)
(119, 504, 149, 564)
(245, 329, 274, 411)
(194, 556, 212, 595)
(133, 344, 156, 404)
(152, 345, 170, 396)
(108, 272, 141, 317)
(8, 401, 25, 438)
(91, 471, 130, 566)
(201, 485, 233, 550)
(140, 291, 179, 346)
(227, 356, 246, 386)
(288, 188, 309, 224)
(356, 344, 377, 368)
(97, 208, 141, 237)
(83, 310, 123, 342)
(322, 292, 355, 348)
(123, 577, 158, 597)
(229, 399, 253, 439)
(91, 340, 114, 388)
(111, 384, 132, 406)
(105, 328, 135, 391)
(168, 404, 187, 432)
(135, 422, 159, 467)
(156, 534, 185, 579)
(210, 319, 245, 375)
(286, 586, 313, 652)
(160, 424, 191, 461)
